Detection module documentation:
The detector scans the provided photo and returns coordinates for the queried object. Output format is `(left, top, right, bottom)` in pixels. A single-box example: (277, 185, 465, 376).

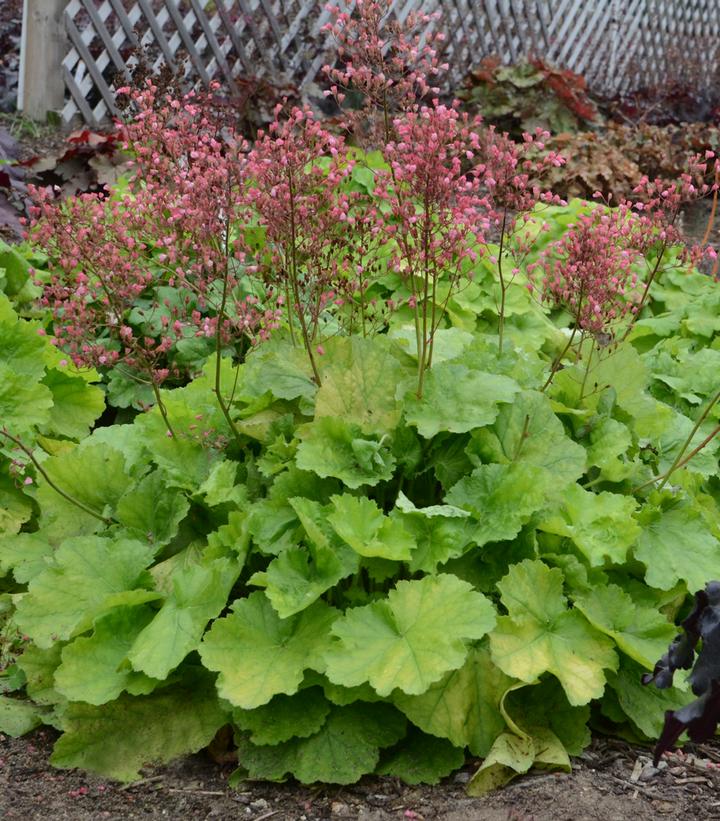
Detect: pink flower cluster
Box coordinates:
(480, 126, 565, 217)
(322, 0, 448, 140)
(530, 205, 641, 334)
(29, 83, 282, 385)
(378, 102, 490, 292)
(245, 106, 357, 378)
(623, 151, 717, 269)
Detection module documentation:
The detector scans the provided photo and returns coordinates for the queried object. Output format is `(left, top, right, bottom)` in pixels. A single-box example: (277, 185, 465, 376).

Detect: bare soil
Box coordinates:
(2, 730, 720, 820)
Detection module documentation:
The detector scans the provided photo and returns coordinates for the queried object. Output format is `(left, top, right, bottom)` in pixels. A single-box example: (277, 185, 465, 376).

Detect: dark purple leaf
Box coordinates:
(645, 582, 720, 765)
(653, 683, 720, 765)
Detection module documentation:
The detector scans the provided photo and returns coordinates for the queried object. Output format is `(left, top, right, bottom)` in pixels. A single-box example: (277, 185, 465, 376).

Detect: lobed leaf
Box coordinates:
(54, 606, 157, 705)
(328, 494, 415, 560)
(296, 417, 396, 488)
(537, 485, 640, 567)
(445, 463, 551, 547)
(489, 560, 617, 705)
(325, 575, 496, 696)
(376, 726, 465, 785)
(235, 703, 406, 784)
(574, 583, 678, 669)
(200, 592, 338, 709)
(634, 500, 720, 592)
(15, 535, 157, 648)
(403, 362, 520, 438)
(393, 645, 511, 756)
(128, 556, 241, 680)
(51, 674, 227, 782)
(233, 687, 331, 746)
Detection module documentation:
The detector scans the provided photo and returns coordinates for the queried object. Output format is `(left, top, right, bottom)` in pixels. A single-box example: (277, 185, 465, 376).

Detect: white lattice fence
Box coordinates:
(18, 0, 720, 125)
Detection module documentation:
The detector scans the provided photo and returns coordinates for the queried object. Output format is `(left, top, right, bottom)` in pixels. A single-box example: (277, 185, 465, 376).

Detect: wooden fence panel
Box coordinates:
(17, 0, 720, 125)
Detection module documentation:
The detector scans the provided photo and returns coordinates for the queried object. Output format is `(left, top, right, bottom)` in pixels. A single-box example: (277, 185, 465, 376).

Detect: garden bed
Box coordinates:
(3, 730, 720, 820)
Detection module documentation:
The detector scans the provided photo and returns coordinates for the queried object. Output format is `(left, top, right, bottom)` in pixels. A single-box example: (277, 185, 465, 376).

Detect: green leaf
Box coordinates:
(657, 413, 720, 478)
(233, 687, 331, 745)
(54, 606, 157, 705)
(0, 307, 46, 379)
(445, 463, 550, 547)
(41, 370, 105, 440)
(0, 241, 33, 296)
(377, 726, 465, 785)
(199, 592, 338, 709)
(429, 435, 474, 490)
(50, 673, 227, 782)
(196, 459, 247, 508)
(327, 494, 414, 560)
(15, 535, 156, 648)
(465, 732, 535, 794)
(296, 417, 396, 488)
(36, 443, 134, 539)
(574, 583, 678, 669)
(131, 390, 226, 489)
(567, 343, 671, 438)
(607, 658, 693, 738)
(634, 498, 720, 591)
(0, 696, 42, 737)
(16, 643, 64, 706)
(206, 510, 250, 561)
(389, 326, 474, 364)
(242, 342, 317, 402)
(467, 727, 571, 795)
(393, 645, 511, 756)
(325, 575, 496, 696)
(394, 493, 472, 573)
(314, 678, 384, 706)
(315, 337, 409, 434)
(0, 533, 55, 584)
(0, 475, 33, 538)
(470, 390, 586, 488)
(646, 344, 720, 408)
(585, 418, 635, 482)
(403, 362, 520, 438)
(128, 556, 241, 680)
(503, 678, 591, 756)
(105, 367, 154, 409)
(115, 470, 190, 547)
(247, 498, 299, 555)
(262, 515, 359, 618)
(536, 485, 640, 567)
(489, 560, 617, 705)
(0, 362, 53, 434)
(0, 663, 25, 695)
(235, 703, 406, 784)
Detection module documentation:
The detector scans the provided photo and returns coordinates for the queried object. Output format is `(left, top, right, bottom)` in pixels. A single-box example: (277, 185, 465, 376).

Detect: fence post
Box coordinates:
(18, 0, 68, 121)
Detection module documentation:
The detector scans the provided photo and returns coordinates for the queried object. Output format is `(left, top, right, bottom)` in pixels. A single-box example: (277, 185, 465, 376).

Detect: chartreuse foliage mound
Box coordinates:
(2, 202, 720, 791)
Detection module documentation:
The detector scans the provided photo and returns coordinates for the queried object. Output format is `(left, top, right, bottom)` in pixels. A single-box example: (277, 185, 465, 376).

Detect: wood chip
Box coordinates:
(630, 759, 644, 783)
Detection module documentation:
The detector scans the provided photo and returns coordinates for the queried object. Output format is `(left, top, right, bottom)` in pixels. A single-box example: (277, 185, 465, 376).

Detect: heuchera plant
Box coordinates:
(2, 0, 720, 796)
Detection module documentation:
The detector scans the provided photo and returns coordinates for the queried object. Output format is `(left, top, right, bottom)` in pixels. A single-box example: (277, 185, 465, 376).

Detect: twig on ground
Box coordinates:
(119, 775, 164, 790)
